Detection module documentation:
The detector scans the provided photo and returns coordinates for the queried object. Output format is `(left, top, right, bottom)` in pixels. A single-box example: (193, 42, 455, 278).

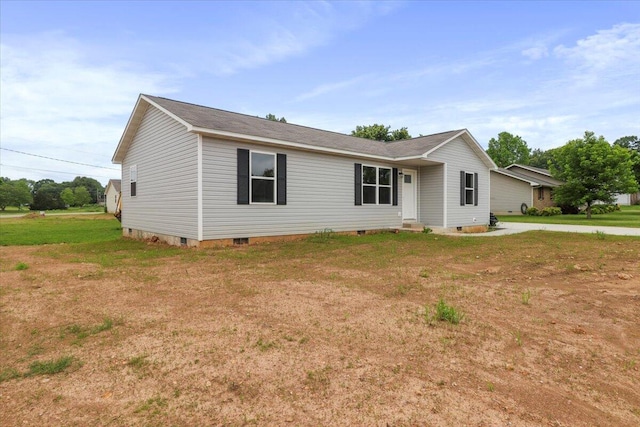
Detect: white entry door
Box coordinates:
(402, 170, 417, 221)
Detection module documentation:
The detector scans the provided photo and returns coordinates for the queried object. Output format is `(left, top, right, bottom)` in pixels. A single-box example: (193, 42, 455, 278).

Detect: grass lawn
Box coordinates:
(498, 204, 640, 228)
(0, 216, 639, 425)
(0, 205, 105, 216)
(0, 214, 122, 245)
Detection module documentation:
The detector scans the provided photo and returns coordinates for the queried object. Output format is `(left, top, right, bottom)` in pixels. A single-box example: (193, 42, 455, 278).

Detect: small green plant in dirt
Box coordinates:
(0, 367, 21, 383)
(422, 227, 432, 234)
(25, 356, 77, 377)
(134, 396, 167, 415)
(419, 268, 429, 278)
(308, 228, 335, 243)
(15, 262, 29, 271)
(305, 366, 332, 391)
(521, 289, 531, 305)
(595, 230, 606, 240)
(513, 331, 523, 347)
(127, 355, 149, 370)
(486, 381, 495, 392)
(432, 299, 464, 325)
(255, 338, 277, 352)
(61, 317, 116, 342)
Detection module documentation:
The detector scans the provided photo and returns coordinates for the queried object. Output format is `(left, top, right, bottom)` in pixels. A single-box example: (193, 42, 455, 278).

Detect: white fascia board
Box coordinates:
(422, 129, 497, 169)
(190, 126, 394, 162)
(112, 95, 147, 164)
(197, 134, 203, 241)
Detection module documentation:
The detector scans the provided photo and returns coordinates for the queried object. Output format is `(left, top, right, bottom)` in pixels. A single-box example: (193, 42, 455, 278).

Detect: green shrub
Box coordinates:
(540, 207, 562, 216)
(525, 207, 539, 216)
(583, 204, 617, 215)
(434, 299, 464, 324)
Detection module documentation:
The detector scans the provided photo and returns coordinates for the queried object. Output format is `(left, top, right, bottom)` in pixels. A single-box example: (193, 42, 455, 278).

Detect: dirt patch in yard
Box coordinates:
(1, 232, 639, 426)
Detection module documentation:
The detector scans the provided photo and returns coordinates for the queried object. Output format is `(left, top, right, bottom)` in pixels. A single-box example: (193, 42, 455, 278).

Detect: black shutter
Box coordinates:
(474, 172, 479, 206)
(355, 163, 362, 206)
(277, 153, 287, 205)
(237, 148, 249, 204)
(460, 171, 465, 206)
(392, 168, 398, 206)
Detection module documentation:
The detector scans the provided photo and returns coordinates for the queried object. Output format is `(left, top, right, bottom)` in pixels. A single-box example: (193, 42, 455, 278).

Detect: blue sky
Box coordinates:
(1, 1, 639, 185)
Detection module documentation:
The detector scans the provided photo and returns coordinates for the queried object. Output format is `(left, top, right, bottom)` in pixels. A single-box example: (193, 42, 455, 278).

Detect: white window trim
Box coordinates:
(362, 164, 392, 205)
(464, 172, 474, 206)
(249, 150, 276, 205)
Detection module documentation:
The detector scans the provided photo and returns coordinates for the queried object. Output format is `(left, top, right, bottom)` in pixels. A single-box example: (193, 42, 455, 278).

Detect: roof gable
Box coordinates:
(113, 94, 495, 169)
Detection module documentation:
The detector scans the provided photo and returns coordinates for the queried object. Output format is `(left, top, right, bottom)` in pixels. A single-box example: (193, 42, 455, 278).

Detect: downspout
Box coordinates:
(197, 134, 203, 241)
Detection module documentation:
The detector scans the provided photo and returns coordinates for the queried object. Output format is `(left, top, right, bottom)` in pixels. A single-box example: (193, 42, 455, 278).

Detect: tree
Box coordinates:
(486, 132, 531, 167)
(551, 131, 639, 218)
(351, 124, 412, 142)
(0, 179, 33, 210)
(31, 182, 66, 210)
(613, 135, 640, 185)
(266, 113, 287, 123)
(73, 186, 92, 207)
(60, 188, 75, 207)
(67, 176, 104, 204)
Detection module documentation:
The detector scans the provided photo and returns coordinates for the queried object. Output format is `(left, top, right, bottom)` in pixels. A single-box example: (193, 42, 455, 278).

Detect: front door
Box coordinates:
(402, 170, 417, 221)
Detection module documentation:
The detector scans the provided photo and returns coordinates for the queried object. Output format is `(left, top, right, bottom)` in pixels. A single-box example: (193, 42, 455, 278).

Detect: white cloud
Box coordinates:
(521, 46, 549, 60)
(295, 74, 374, 101)
(0, 32, 177, 183)
(554, 23, 640, 71)
(194, 2, 400, 76)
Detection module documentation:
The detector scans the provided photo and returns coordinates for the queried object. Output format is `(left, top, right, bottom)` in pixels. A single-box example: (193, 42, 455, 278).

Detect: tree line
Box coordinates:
(0, 176, 105, 211)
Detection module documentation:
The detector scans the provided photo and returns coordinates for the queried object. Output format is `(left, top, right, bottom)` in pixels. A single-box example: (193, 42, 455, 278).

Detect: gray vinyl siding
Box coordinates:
(428, 136, 490, 227)
(490, 172, 532, 214)
(201, 137, 402, 239)
(121, 106, 198, 238)
(418, 164, 444, 227)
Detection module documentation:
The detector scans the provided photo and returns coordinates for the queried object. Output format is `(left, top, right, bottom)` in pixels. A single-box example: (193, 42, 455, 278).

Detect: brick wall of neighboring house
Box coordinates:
(533, 187, 556, 210)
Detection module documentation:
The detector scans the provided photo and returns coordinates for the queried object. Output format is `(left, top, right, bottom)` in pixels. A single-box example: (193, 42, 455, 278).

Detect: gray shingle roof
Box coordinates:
(495, 168, 562, 187)
(144, 95, 464, 159)
(107, 179, 121, 192)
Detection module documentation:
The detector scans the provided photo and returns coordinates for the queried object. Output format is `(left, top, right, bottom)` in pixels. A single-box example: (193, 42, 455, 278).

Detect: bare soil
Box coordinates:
(1, 232, 639, 426)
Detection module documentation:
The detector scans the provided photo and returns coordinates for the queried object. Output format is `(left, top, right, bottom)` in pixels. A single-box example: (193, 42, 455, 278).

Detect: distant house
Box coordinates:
(615, 192, 640, 206)
(490, 164, 563, 214)
(111, 94, 496, 246)
(104, 179, 121, 213)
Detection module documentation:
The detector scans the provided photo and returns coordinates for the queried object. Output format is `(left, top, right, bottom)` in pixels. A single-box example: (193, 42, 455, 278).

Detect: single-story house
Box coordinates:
(615, 192, 640, 206)
(104, 179, 121, 213)
(111, 94, 497, 246)
(490, 164, 563, 214)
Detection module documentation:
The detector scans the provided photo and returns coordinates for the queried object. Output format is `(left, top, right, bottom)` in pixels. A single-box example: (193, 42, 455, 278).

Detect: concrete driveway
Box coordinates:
(481, 222, 640, 237)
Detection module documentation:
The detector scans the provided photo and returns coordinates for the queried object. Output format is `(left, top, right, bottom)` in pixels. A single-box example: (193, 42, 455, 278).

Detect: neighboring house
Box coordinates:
(490, 164, 563, 214)
(104, 179, 121, 213)
(111, 94, 496, 246)
(615, 192, 640, 206)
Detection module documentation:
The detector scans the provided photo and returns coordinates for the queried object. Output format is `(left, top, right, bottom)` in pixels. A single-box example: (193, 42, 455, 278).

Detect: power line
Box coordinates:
(0, 163, 117, 179)
(0, 147, 119, 170)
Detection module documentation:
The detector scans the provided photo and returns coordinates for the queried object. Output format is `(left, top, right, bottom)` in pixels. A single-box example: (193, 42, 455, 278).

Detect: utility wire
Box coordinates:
(0, 163, 116, 179)
(0, 147, 119, 170)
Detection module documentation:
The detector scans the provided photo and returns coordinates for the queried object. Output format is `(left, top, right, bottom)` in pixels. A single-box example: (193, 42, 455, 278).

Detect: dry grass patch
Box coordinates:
(0, 231, 639, 426)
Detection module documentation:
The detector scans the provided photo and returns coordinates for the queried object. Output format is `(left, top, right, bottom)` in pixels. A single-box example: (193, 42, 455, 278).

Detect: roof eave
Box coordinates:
(422, 129, 497, 169)
(191, 126, 394, 162)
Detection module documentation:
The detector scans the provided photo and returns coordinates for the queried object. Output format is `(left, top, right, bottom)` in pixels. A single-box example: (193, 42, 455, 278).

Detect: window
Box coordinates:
(130, 165, 137, 197)
(250, 152, 275, 203)
(538, 187, 544, 200)
(237, 149, 287, 205)
(460, 170, 478, 206)
(465, 172, 474, 205)
(362, 165, 392, 205)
